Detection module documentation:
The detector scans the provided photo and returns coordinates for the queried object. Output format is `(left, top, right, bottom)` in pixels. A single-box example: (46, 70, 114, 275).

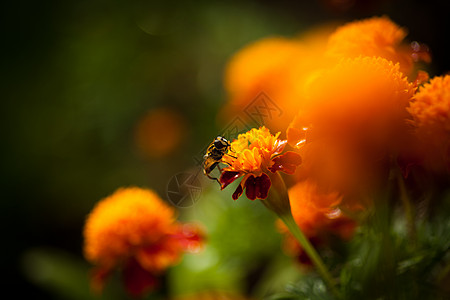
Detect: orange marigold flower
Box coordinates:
(326, 16, 429, 76)
(219, 127, 302, 201)
(288, 56, 415, 150)
(287, 56, 414, 196)
(279, 180, 356, 264)
(83, 187, 203, 296)
(407, 75, 450, 171)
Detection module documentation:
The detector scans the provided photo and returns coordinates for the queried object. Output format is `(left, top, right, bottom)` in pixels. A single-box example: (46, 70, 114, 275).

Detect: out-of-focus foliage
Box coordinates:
(268, 191, 450, 300)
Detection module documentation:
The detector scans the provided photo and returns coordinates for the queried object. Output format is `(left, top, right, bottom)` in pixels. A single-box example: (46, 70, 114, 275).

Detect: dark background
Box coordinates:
(1, 0, 449, 298)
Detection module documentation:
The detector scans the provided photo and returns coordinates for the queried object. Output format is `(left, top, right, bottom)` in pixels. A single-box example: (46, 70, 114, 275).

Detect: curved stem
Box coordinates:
(280, 213, 340, 299)
(261, 172, 341, 299)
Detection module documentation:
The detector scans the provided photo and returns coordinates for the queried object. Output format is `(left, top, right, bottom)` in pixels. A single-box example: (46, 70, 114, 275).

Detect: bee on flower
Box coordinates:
(209, 126, 302, 201)
(203, 136, 234, 184)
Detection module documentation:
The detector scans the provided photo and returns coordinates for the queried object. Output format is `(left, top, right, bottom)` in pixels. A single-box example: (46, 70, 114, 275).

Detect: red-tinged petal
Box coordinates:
(269, 151, 302, 174)
(245, 175, 257, 200)
(175, 223, 204, 253)
(231, 174, 252, 200)
(256, 173, 271, 199)
(220, 171, 241, 189)
(244, 173, 272, 200)
(232, 184, 244, 200)
(122, 258, 158, 297)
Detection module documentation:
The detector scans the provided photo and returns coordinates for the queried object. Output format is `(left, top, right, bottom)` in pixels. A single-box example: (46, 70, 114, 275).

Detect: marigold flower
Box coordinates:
(287, 56, 414, 196)
(279, 180, 356, 264)
(288, 56, 414, 147)
(407, 75, 450, 172)
(219, 127, 302, 201)
(83, 187, 203, 296)
(326, 16, 429, 76)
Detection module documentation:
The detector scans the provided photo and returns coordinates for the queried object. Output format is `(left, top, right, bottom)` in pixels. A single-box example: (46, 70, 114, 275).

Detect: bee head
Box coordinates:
(214, 136, 229, 149)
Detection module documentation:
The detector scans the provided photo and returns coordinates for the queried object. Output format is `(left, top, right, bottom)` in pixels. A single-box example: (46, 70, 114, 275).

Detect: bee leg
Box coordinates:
(206, 173, 221, 186)
(225, 153, 237, 159)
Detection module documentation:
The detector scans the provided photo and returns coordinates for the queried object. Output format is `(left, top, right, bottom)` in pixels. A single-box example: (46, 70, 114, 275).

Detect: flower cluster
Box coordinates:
(83, 187, 203, 297)
(76, 13, 447, 300)
(220, 16, 430, 132)
(215, 15, 449, 276)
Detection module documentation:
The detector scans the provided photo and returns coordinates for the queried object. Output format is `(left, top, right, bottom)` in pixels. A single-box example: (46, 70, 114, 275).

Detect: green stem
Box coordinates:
(261, 172, 341, 299)
(280, 213, 340, 299)
(396, 168, 416, 242)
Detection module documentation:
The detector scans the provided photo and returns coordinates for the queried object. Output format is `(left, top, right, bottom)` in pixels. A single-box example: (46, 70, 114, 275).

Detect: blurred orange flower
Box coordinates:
(219, 127, 301, 200)
(83, 187, 203, 296)
(221, 17, 429, 135)
(326, 16, 430, 76)
(134, 108, 187, 159)
(287, 56, 414, 195)
(224, 37, 303, 103)
(407, 75, 450, 172)
(279, 180, 356, 264)
(221, 26, 334, 132)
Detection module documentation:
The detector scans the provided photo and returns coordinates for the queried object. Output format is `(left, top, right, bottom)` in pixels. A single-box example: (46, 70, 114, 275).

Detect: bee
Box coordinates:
(203, 136, 235, 184)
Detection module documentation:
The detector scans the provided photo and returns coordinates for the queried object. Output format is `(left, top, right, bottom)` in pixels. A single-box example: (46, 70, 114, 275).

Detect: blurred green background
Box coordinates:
(1, 0, 448, 299)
